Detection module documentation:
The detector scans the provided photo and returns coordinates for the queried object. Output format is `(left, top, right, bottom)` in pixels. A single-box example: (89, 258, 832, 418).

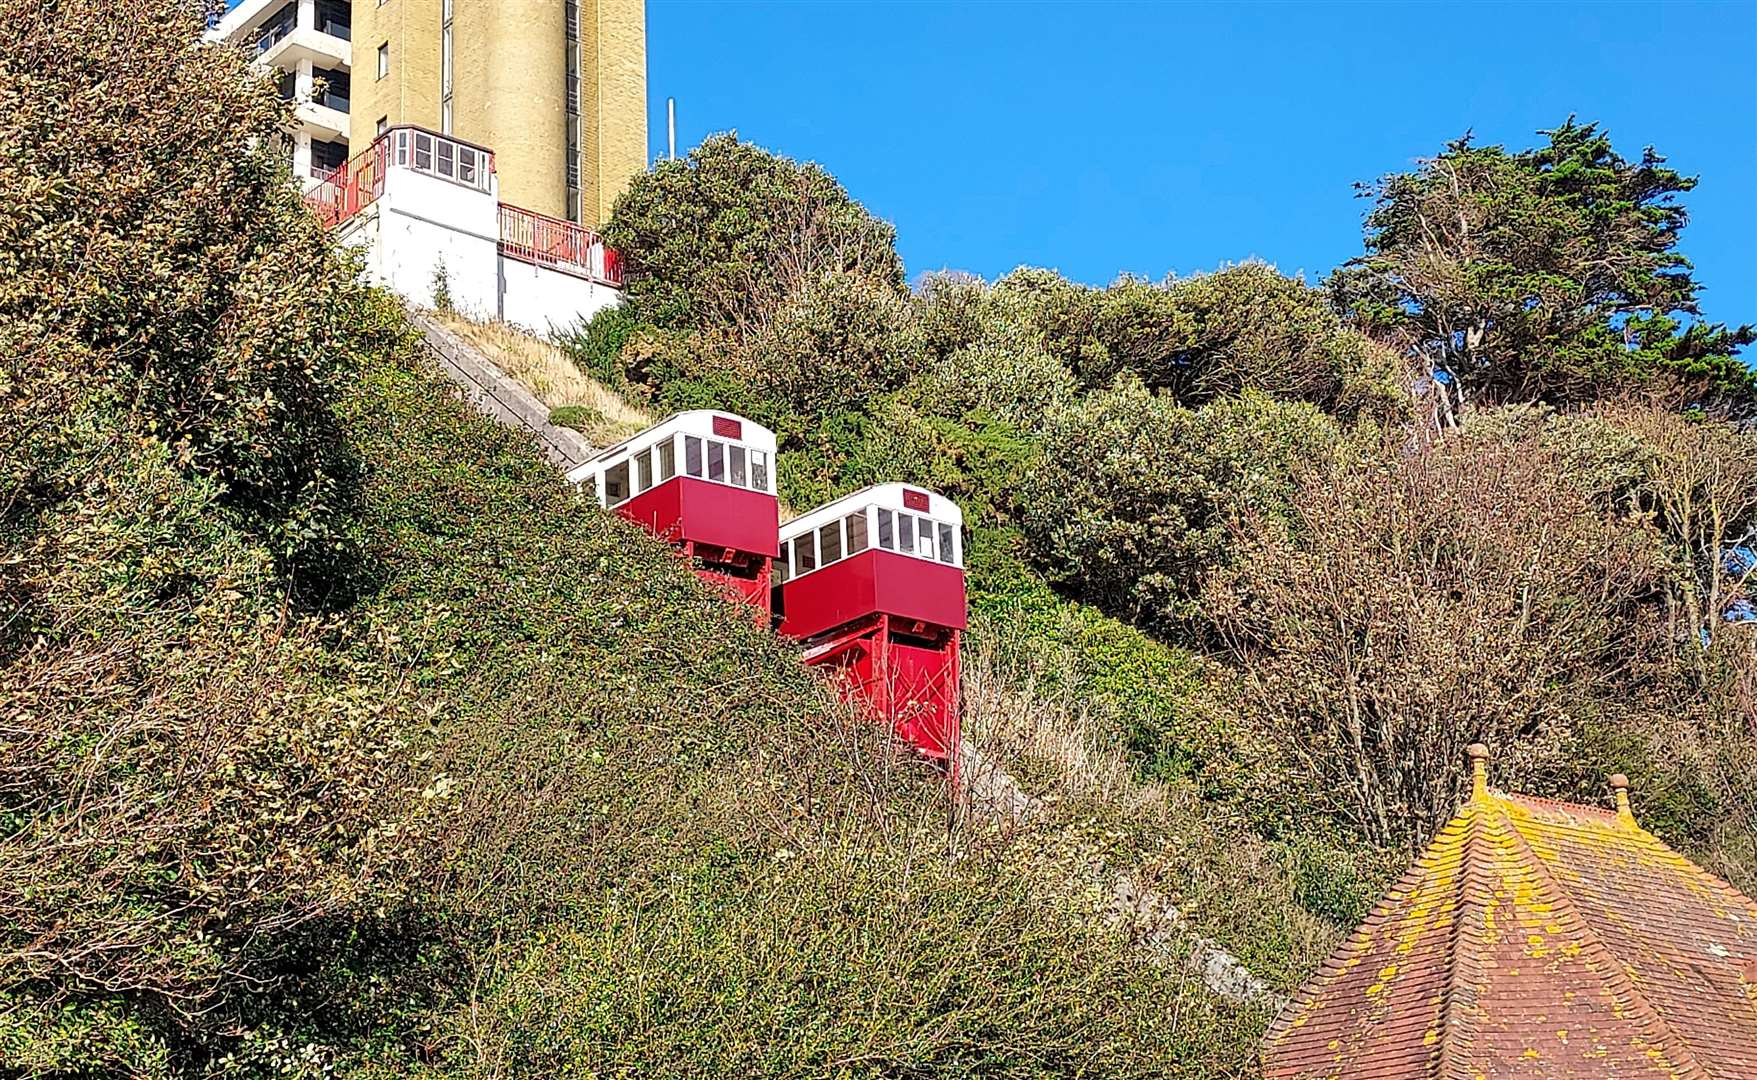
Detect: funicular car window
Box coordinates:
(938, 522, 956, 564)
(847, 510, 868, 554)
(634, 448, 653, 493)
(751, 451, 769, 493)
(707, 440, 725, 482)
(729, 445, 747, 488)
(603, 460, 629, 506)
(898, 514, 914, 552)
(775, 541, 790, 583)
(657, 438, 676, 482)
(878, 508, 894, 550)
(819, 521, 842, 564)
(795, 534, 816, 573)
(918, 515, 937, 559)
(684, 435, 703, 477)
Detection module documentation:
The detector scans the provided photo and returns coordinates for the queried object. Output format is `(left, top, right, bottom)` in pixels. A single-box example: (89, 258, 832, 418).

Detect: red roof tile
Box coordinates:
(1261, 758, 1757, 1079)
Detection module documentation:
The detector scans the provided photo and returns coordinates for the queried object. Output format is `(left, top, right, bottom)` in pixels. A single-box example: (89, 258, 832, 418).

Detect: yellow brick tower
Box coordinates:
(349, 0, 647, 225)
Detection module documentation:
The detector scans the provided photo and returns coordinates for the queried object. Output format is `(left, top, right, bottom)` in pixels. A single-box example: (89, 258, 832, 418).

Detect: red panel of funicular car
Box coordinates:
(569, 411, 779, 616)
(775, 484, 966, 771)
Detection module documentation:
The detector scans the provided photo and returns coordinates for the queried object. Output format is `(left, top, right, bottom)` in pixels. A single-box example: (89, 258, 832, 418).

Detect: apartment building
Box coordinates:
(210, 0, 646, 227)
(209, 0, 355, 186)
(349, 0, 646, 225)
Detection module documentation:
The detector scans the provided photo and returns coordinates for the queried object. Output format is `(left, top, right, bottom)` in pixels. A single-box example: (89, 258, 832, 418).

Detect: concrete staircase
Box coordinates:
(409, 309, 597, 471)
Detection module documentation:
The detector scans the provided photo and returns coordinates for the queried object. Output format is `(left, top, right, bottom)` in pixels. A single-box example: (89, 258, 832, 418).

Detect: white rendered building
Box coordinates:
(315, 125, 624, 331)
(208, 0, 353, 188)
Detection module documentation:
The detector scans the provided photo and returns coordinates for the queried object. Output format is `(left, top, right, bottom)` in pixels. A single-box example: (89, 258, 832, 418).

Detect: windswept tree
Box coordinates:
(1333, 119, 1756, 417)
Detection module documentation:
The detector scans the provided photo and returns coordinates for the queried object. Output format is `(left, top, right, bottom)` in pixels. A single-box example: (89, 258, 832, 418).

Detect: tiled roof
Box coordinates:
(1262, 751, 1757, 1079)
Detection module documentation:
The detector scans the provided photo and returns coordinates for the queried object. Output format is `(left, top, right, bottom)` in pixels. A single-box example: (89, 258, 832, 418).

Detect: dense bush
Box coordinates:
(983, 265, 1406, 418)
(604, 134, 904, 333)
(554, 300, 641, 387)
(0, 0, 401, 592)
(741, 270, 923, 427)
(1021, 379, 1340, 631)
(0, 0, 428, 1067)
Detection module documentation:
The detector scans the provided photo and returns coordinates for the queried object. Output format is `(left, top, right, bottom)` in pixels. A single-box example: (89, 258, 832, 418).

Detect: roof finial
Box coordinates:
(1609, 773, 1634, 825)
(1467, 743, 1490, 800)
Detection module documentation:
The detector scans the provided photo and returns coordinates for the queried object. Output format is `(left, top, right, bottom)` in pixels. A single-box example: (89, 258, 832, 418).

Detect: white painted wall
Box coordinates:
(373, 168, 502, 319)
(499, 259, 621, 335)
(334, 148, 623, 332)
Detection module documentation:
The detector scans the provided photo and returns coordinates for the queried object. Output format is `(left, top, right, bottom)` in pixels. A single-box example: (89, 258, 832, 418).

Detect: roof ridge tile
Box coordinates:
(1496, 804, 1711, 1080)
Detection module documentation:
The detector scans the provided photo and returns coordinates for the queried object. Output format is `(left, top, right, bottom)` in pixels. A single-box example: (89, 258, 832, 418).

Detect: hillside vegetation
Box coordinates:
(3, 2, 1274, 1075)
(7, 1, 1757, 1077)
(585, 132, 1757, 885)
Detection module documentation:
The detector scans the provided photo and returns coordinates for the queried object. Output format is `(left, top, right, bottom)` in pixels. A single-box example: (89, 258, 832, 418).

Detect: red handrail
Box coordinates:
(306, 139, 387, 227)
(497, 204, 623, 287)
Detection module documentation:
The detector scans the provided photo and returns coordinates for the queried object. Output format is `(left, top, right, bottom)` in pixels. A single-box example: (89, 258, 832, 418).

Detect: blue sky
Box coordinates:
(650, 0, 1757, 328)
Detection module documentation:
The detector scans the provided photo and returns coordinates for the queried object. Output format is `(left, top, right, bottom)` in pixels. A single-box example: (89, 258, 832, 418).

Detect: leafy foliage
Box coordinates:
(993, 264, 1408, 418)
(554, 300, 641, 387)
(604, 133, 904, 333)
(1022, 380, 1340, 632)
(0, 0, 400, 590)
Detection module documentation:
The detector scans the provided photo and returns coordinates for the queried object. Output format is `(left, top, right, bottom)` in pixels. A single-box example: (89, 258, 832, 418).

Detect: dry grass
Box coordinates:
(432, 311, 651, 444)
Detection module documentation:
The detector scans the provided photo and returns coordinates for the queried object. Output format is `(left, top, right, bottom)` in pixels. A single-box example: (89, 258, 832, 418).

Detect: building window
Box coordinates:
(376, 42, 389, 80)
(255, 1, 297, 55)
(376, 115, 389, 136)
(310, 138, 349, 178)
(313, 66, 350, 113)
(563, 2, 582, 222)
(314, 0, 350, 40)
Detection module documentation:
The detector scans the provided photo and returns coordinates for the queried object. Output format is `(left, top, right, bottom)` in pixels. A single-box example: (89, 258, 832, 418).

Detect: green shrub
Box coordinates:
(605, 134, 904, 332)
(1019, 379, 1339, 632)
(556, 302, 642, 386)
(966, 537, 1242, 791)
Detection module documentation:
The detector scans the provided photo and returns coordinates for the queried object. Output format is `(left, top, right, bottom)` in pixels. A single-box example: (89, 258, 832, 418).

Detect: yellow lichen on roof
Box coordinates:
(1262, 748, 1757, 1079)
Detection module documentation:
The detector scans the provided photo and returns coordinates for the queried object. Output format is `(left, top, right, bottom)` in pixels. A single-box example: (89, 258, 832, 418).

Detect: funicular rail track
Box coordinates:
(405, 307, 1284, 1011)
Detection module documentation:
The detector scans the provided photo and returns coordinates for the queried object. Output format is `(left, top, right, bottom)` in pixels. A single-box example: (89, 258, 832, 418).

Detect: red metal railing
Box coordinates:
(307, 141, 386, 228)
(498, 204, 624, 287)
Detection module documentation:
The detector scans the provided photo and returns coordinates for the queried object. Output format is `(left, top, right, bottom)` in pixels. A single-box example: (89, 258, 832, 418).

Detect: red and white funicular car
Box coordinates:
(774, 484, 966, 769)
(569, 411, 780, 616)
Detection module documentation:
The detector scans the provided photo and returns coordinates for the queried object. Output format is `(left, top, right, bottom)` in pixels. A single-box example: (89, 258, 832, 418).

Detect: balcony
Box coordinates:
(297, 100, 349, 142)
(259, 22, 349, 72)
(499, 205, 625, 288)
(215, 0, 350, 71)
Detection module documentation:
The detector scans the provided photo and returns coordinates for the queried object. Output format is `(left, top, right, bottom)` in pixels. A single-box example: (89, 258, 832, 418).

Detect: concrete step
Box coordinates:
(409, 309, 597, 471)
